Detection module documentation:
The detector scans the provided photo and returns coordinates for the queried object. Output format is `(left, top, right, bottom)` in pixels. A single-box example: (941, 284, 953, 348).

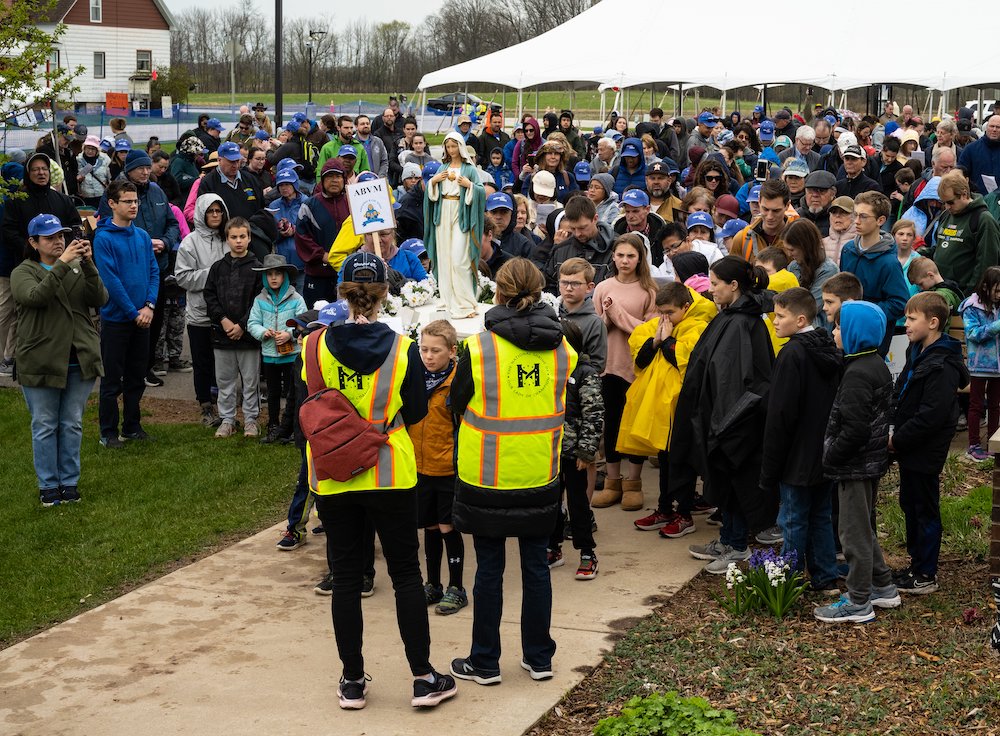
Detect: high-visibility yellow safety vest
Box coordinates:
(458, 331, 578, 490)
(302, 331, 417, 495)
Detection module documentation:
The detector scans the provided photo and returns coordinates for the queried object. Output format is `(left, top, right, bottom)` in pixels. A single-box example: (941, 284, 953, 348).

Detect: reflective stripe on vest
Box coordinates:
(306, 332, 417, 494)
(458, 331, 578, 490)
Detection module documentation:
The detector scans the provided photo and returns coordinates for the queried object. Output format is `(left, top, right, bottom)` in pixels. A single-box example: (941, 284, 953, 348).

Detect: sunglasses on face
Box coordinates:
(704, 175, 723, 182)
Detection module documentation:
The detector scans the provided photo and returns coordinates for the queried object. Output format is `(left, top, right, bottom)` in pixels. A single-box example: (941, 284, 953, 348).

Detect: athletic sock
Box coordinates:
(443, 529, 465, 590)
(423, 528, 443, 587)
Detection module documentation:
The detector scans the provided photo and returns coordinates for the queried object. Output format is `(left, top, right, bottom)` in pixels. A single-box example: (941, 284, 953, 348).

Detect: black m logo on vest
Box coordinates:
(337, 366, 365, 390)
(516, 363, 541, 388)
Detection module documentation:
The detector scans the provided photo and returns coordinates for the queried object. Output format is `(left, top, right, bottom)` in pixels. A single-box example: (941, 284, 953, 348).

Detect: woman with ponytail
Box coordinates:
(451, 257, 578, 685)
(674, 255, 777, 574)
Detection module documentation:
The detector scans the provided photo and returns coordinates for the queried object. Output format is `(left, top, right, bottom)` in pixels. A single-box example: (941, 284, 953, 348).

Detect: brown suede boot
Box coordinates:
(590, 476, 623, 508)
(621, 478, 643, 511)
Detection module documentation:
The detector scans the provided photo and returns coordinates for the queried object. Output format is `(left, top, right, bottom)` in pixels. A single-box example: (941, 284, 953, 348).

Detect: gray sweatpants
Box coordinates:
(838, 478, 893, 604)
(214, 348, 260, 423)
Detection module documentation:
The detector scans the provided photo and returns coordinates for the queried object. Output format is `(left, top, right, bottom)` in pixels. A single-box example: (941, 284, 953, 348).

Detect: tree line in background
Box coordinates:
(168, 0, 595, 96)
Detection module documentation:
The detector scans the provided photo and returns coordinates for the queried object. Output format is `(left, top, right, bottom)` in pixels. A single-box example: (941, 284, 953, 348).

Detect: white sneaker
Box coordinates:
(215, 420, 236, 438)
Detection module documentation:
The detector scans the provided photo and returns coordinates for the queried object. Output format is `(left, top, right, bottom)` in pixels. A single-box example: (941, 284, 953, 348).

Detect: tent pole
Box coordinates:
(535, 87, 539, 119)
(677, 85, 682, 118)
(694, 89, 699, 115)
(624, 88, 629, 125)
(762, 84, 768, 115)
(502, 89, 506, 122)
(721, 89, 727, 117)
(979, 88, 984, 126)
(599, 89, 605, 125)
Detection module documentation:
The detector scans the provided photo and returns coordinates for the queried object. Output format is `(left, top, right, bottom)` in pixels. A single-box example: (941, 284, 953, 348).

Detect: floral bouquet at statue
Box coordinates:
(400, 277, 436, 308)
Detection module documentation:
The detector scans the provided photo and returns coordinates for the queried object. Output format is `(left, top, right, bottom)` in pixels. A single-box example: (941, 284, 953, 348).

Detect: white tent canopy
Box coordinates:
(418, 0, 1000, 93)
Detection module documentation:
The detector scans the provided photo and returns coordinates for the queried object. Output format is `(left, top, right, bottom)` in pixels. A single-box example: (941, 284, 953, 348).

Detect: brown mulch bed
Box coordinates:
(529, 558, 999, 736)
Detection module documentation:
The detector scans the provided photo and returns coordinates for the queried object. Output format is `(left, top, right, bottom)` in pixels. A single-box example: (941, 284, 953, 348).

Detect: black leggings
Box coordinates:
(187, 324, 216, 404)
(601, 374, 646, 465)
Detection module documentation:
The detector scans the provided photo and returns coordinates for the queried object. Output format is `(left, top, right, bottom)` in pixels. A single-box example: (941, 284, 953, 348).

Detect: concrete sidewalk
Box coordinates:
(0, 466, 711, 736)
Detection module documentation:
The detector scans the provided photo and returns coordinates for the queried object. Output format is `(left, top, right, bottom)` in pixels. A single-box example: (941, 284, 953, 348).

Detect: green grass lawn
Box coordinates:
(0, 388, 298, 647)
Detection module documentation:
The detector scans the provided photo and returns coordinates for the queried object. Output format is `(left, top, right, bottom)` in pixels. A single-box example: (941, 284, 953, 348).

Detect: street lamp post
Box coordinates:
(307, 29, 326, 107)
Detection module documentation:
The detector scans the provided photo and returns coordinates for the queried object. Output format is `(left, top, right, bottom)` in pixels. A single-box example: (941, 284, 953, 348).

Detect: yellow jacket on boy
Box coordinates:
(616, 286, 716, 457)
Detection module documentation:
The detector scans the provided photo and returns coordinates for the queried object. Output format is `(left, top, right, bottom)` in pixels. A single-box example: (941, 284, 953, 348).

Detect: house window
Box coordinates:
(93, 52, 105, 79)
(136, 50, 152, 74)
(48, 50, 60, 69)
(90, 0, 101, 22)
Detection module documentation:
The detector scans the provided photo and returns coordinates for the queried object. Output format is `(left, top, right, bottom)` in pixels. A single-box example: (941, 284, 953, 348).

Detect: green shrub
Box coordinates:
(593, 691, 762, 736)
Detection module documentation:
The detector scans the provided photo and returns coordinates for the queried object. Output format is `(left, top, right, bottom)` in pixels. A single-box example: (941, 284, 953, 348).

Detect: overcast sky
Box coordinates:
(162, 0, 446, 24)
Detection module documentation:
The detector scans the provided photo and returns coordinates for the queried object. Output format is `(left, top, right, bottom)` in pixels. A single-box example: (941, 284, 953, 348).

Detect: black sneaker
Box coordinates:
(450, 657, 501, 685)
(411, 671, 458, 708)
(122, 429, 154, 441)
(312, 524, 325, 535)
(314, 572, 334, 595)
(337, 674, 370, 710)
(521, 659, 554, 680)
(895, 571, 939, 594)
(144, 371, 164, 387)
(40, 487, 61, 507)
(424, 582, 444, 605)
(706, 509, 723, 526)
(276, 530, 304, 551)
(691, 496, 718, 515)
(260, 426, 286, 445)
(60, 485, 81, 503)
(361, 575, 375, 598)
(100, 434, 125, 449)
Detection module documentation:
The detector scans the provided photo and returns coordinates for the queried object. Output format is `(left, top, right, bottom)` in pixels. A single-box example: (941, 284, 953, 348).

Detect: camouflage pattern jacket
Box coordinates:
(561, 355, 604, 463)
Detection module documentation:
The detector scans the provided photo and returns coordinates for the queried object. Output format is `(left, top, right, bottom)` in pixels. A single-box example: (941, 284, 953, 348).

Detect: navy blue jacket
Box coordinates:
(959, 134, 1000, 195)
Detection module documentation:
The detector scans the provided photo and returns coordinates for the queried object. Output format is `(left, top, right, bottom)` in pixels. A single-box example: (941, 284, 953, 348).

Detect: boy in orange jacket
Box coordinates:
(408, 320, 466, 615)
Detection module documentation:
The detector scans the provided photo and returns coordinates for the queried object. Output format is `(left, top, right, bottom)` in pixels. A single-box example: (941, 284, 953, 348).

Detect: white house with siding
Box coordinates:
(38, 0, 174, 109)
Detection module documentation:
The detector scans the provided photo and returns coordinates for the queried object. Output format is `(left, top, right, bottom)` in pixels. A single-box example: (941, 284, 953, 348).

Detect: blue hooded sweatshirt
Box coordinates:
(900, 176, 940, 241)
(612, 137, 648, 196)
(92, 216, 159, 323)
(839, 300, 886, 357)
(839, 231, 909, 355)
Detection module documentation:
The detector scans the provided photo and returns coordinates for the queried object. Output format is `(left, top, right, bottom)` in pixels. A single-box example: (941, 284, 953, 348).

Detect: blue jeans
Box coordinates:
(778, 482, 839, 587)
(469, 535, 556, 671)
(22, 367, 95, 490)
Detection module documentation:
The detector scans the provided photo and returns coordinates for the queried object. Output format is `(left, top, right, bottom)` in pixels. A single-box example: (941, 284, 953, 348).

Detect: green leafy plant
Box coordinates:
(714, 549, 808, 619)
(593, 691, 761, 736)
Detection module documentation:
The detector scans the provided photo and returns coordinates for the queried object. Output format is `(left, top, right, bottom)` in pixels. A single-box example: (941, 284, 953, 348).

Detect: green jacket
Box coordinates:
(933, 197, 1000, 298)
(11, 258, 108, 388)
(317, 138, 368, 174)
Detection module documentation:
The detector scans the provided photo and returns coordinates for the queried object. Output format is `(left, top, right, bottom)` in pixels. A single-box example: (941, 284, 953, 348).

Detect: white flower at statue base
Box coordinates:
(381, 293, 403, 317)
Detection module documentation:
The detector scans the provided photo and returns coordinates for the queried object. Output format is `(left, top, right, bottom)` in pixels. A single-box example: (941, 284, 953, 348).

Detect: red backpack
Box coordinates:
(298, 328, 390, 482)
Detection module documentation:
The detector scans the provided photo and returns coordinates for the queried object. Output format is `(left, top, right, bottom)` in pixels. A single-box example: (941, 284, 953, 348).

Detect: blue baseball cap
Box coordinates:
(99, 137, 114, 152)
(748, 184, 763, 203)
(573, 161, 592, 182)
(338, 144, 358, 159)
(357, 171, 379, 183)
(254, 129, 270, 141)
(592, 125, 603, 134)
(28, 213, 71, 238)
(400, 238, 426, 257)
(292, 112, 307, 122)
(824, 114, 838, 126)
(607, 131, 624, 141)
(313, 300, 350, 326)
(206, 118, 224, 132)
(685, 211, 714, 231)
(621, 189, 650, 207)
(422, 161, 441, 182)
(114, 138, 131, 152)
(620, 138, 642, 158)
(485, 192, 514, 211)
(697, 111, 718, 126)
(284, 120, 301, 133)
(720, 218, 749, 240)
(217, 142, 242, 161)
(275, 168, 299, 185)
(758, 120, 775, 141)
(754, 105, 765, 115)
(277, 157, 303, 171)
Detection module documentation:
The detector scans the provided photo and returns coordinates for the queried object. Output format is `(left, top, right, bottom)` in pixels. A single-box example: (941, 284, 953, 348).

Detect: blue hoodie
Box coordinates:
(839, 231, 909, 355)
(839, 300, 886, 357)
(612, 137, 648, 196)
(92, 216, 160, 323)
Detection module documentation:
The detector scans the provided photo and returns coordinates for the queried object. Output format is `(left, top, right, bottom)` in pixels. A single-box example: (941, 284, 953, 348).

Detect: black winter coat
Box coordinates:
(203, 253, 262, 349)
(671, 292, 775, 529)
(451, 302, 567, 539)
(823, 352, 892, 481)
(197, 169, 265, 221)
(760, 328, 841, 489)
(1, 153, 82, 270)
(891, 334, 970, 473)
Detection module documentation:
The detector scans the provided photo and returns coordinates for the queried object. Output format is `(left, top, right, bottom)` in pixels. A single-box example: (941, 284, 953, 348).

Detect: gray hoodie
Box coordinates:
(591, 172, 621, 225)
(560, 296, 607, 372)
(175, 193, 230, 325)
